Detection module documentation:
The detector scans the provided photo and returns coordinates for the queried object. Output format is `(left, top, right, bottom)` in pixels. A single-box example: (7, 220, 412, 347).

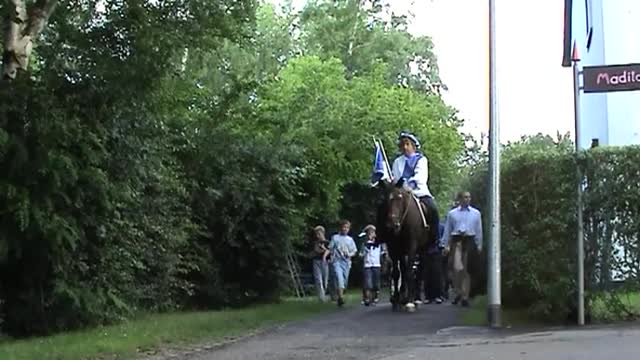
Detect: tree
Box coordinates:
(2, 0, 58, 80)
(298, 0, 443, 94)
(255, 56, 463, 221)
(0, 0, 258, 336)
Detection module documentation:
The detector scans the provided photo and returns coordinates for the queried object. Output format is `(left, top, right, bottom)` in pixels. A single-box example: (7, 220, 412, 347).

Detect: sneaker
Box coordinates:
(461, 299, 470, 307)
(337, 298, 345, 307)
(452, 295, 461, 305)
(424, 299, 432, 304)
(414, 299, 423, 305)
(434, 297, 443, 304)
(373, 298, 380, 304)
(361, 300, 366, 306)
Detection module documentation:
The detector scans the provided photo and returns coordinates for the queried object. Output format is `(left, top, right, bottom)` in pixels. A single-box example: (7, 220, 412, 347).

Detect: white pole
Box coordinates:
(487, 0, 502, 329)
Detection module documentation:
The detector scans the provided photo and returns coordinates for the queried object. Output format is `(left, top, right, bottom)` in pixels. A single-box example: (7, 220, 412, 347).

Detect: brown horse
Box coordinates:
(376, 182, 432, 311)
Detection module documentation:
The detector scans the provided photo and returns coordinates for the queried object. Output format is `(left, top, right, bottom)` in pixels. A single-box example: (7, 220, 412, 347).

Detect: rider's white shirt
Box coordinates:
(391, 155, 433, 198)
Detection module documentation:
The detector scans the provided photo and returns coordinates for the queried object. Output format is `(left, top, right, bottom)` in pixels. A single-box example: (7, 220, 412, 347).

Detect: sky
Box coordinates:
(272, 0, 576, 143)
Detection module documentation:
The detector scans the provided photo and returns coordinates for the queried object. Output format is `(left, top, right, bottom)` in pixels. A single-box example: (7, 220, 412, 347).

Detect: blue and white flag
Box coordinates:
(371, 140, 392, 186)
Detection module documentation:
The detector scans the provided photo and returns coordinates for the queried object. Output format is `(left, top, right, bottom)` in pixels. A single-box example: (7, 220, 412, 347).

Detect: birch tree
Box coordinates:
(2, 0, 58, 80)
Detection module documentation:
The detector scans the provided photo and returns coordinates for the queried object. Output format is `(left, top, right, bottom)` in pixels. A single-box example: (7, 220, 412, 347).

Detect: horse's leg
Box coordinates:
(391, 258, 401, 310)
(388, 246, 401, 310)
(406, 244, 419, 311)
(421, 250, 430, 302)
(399, 254, 410, 305)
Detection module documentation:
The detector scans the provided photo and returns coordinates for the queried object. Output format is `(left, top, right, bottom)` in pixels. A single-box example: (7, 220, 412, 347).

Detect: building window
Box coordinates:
(585, 0, 593, 50)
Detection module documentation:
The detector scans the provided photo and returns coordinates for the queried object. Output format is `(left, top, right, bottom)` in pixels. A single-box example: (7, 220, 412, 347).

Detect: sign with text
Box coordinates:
(583, 63, 640, 93)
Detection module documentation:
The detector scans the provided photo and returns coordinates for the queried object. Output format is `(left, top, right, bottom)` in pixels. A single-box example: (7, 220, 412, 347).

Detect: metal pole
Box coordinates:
(572, 45, 585, 326)
(487, 0, 501, 329)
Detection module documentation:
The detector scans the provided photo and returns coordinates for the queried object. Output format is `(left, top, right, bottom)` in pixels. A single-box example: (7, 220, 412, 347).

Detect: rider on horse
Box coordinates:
(390, 131, 440, 245)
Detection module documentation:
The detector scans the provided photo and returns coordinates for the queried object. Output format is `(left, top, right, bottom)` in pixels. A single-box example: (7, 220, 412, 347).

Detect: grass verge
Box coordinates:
(462, 292, 640, 327)
(591, 292, 640, 322)
(0, 293, 359, 360)
(459, 296, 538, 328)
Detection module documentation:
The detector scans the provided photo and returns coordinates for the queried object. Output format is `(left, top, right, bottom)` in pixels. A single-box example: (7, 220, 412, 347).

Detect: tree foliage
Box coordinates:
(298, 0, 443, 93)
(0, 0, 466, 336)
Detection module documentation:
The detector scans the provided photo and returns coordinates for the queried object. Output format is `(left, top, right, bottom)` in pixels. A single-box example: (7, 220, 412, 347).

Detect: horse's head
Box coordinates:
(377, 181, 412, 236)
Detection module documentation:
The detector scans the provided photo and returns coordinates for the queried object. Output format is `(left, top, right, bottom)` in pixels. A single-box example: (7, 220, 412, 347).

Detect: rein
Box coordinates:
(399, 192, 428, 229)
(398, 192, 414, 226)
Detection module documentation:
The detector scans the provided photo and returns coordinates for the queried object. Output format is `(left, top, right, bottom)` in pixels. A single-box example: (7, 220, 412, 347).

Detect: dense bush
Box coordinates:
(582, 146, 640, 319)
(466, 134, 640, 322)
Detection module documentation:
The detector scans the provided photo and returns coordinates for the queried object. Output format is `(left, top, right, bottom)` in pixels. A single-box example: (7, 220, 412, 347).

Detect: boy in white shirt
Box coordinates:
(359, 225, 384, 306)
(329, 220, 358, 307)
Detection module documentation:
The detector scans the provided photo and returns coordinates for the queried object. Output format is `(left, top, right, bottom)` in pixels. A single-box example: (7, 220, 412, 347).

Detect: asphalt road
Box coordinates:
(409, 324, 640, 360)
(191, 300, 459, 360)
(168, 300, 640, 360)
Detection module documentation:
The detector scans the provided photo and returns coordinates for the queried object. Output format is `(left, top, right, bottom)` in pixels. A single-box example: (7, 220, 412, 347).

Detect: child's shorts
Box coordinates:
(363, 267, 381, 290)
(333, 259, 351, 290)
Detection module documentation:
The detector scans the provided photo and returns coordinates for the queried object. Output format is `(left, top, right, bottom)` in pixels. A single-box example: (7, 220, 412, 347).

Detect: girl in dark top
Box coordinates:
(311, 225, 330, 302)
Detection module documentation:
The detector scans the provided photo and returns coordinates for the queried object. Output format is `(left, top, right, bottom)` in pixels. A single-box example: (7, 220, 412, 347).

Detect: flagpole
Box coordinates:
(376, 137, 393, 181)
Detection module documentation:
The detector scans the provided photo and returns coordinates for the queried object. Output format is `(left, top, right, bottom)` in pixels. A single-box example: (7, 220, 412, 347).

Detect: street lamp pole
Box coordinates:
(487, 0, 502, 329)
(571, 42, 585, 326)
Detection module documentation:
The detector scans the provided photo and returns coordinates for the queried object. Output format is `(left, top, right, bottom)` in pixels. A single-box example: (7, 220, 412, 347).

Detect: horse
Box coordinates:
(376, 181, 433, 312)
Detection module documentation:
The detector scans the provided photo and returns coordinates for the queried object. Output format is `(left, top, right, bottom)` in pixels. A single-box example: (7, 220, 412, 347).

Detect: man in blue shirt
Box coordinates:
(442, 191, 483, 307)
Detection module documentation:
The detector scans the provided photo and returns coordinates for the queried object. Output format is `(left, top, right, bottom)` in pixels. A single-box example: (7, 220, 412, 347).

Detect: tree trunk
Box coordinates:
(2, 0, 58, 81)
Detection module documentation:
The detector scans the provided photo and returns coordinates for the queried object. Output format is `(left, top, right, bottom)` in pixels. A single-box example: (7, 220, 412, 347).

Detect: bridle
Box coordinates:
(391, 189, 415, 230)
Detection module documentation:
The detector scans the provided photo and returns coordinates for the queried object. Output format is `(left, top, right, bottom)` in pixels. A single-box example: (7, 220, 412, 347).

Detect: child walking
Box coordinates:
(310, 225, 330, 302)
(329, 220, 357, 307)
(359, 225, 383, 306)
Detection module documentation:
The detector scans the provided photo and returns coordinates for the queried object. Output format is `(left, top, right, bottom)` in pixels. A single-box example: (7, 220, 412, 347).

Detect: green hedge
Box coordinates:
(583, 147, 640, 289)
(466, 135, 640, 322)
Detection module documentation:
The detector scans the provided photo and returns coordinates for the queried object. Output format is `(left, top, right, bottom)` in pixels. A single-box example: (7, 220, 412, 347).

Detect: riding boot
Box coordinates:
(419, 196, 440, 243)
(430, 226, 439, 248)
